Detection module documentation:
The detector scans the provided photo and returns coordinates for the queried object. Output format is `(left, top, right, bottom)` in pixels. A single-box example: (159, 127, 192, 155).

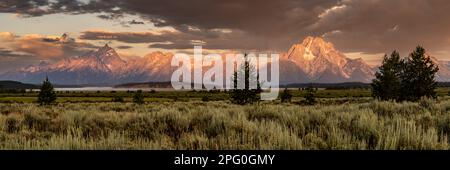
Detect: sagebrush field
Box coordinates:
(1, 96, 450, 150)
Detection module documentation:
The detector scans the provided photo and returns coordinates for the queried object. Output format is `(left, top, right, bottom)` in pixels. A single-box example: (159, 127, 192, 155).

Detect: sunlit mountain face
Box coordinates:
(1, 0, 450, 84)
(0, 43, 175, 85)
(4, 36, 450, 85)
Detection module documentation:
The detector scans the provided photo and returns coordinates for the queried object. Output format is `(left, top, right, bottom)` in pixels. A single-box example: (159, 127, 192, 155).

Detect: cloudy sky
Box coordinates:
(1, 0, 450, 73)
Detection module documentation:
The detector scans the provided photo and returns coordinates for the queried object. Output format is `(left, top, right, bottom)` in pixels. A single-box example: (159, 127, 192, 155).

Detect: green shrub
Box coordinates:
(201, 95, 210, 102)
(5, 116, 21, 133)
(133, 90, 145, 104)
(125, 115, 156, 140)
(112, 96, 125, 103)
(280, 88, 293, 103)
(304, 87, 317, 105)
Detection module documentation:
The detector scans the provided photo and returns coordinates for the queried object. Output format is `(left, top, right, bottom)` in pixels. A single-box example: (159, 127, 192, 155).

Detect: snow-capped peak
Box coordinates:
(281, 36, 374, 83)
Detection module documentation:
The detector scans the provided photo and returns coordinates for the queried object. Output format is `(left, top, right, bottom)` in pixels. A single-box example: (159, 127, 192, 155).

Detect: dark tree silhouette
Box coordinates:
(230, 55, 261, 105)
(371, 51, 403, 101)
(37, 76, 57, 105)
(371, 46, 439, 102)
(400, 46, 439, 101)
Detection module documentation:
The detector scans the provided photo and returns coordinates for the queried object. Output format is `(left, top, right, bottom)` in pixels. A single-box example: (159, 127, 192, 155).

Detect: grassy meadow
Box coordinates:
(1, 92, 450, 149)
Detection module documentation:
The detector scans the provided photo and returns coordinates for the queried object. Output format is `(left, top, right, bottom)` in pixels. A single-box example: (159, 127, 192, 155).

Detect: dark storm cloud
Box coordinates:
(1, 0, 337, 51)
(3, 0, 450, 56)
(114, 0, 334, 34)
(315, 0, 450, 55)
(0, 0, 121, 17)
(79, 29, 268, 50)
(0, 0, 52, 16)
(104, 0, 337, 50)
(0, 48, 34, 59)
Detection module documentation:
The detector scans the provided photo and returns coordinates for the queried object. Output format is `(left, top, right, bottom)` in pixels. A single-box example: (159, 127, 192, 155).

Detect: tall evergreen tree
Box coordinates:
(230, 55, 260, 105)
(400, 46, 439, 101)
(371, 51, 403, 101)
(37, 76, 57, 105)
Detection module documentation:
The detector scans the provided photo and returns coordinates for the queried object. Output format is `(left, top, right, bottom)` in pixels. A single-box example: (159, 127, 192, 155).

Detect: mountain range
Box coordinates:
(0, 44, 175, 85)
(1, 36, 449, 85)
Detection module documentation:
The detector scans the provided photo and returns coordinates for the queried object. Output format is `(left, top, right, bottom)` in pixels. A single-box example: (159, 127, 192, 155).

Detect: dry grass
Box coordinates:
(0, 99, 450, 150)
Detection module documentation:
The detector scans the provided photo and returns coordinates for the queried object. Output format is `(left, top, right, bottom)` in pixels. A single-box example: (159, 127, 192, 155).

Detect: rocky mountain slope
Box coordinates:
(280, 37, 375, 83)
(3, 36, 450, 85)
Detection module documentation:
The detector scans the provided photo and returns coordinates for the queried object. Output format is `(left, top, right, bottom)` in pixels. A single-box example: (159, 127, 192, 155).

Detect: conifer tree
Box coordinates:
(37, 76, 57, 105)
(400, 46, 439, 101)
(371, 46, 439, 102)
(230, 55, 260, 105)
(371, 51, 403, 101)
